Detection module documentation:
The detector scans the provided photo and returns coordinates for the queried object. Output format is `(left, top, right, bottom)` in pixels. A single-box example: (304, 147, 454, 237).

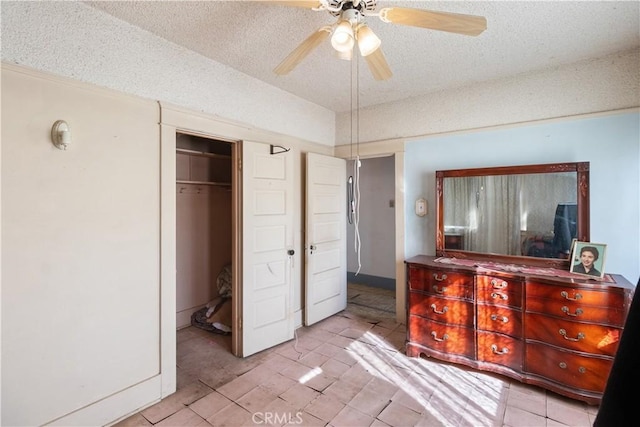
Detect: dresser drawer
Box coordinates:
(527, 297, 625, 326)
(408, 315, 475, 359)
(408, 267, 473, 300)
(408, 292, 474, 327)
(477, 304, 523, 338)
(526, 281, 625, 308)
(525, 313, 622, 357)
(477, 275, 523, 308)
(477, 331, 523, 372)
(525, 342, 612, 394)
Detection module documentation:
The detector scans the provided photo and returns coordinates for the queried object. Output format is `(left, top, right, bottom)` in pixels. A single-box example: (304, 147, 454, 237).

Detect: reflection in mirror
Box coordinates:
(443, 172, 577, 258)
(436, 162, 589, 266)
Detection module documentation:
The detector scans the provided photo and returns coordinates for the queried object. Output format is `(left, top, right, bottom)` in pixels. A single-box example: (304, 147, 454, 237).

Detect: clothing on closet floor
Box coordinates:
(191, 264, 233, 334)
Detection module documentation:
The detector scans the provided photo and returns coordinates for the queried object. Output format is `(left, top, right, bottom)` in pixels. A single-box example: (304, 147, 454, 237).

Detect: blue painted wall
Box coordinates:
(405, 111, 640, 284)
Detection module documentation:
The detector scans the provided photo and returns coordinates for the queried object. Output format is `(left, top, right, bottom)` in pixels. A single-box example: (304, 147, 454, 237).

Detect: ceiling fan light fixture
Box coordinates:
(356, 24, 381, 56)
(335, 48, 353, 61)
(273, 1, 487, 80)
(331, 20, 354, 53)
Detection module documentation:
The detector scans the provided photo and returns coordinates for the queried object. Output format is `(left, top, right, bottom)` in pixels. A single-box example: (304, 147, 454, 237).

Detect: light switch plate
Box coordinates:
(415, 198, 427, 217)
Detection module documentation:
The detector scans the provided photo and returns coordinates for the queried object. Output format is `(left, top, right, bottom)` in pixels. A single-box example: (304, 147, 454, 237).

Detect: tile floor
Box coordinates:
(115, 284, 598, 427)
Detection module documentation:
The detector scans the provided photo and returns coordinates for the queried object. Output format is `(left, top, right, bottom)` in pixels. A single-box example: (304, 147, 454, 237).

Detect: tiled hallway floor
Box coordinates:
(115, 284, 598, 427)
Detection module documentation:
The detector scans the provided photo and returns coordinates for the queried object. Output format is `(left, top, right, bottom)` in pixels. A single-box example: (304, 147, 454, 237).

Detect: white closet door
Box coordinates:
(241, 141, 295, 356)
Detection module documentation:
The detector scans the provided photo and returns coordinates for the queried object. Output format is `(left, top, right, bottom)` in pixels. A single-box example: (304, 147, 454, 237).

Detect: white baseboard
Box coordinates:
(177, 306, 204, 329)
(48, 375, 162, 426)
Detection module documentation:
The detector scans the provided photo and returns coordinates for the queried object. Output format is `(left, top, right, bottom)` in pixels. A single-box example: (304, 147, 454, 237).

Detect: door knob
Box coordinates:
(288, 249, 295, 255)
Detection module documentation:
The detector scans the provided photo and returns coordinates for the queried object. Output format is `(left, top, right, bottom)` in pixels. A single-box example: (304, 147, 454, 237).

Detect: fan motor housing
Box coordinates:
(328, 0, 377, 16)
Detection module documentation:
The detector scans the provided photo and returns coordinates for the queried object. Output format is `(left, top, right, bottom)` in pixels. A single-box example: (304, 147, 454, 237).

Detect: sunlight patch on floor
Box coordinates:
(299, 366, 323, 384)
(347, 331, 507, 426)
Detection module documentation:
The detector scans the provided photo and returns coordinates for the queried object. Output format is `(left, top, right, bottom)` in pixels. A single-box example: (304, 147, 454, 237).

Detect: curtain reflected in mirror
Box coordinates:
(443, 172, 577, 258)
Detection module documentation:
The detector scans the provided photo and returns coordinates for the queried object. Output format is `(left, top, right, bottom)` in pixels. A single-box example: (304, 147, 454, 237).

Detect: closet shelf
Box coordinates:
(176, 148, 231, 159)
(177, 180, 231, 187)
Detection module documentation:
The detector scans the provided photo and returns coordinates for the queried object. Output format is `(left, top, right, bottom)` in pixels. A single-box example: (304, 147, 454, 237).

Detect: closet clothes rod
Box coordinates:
(176, 180, 231, 187)
(176, 148, 231, 159)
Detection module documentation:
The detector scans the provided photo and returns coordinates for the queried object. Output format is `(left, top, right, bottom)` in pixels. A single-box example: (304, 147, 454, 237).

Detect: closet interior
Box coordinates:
(175, 133, 233, 338)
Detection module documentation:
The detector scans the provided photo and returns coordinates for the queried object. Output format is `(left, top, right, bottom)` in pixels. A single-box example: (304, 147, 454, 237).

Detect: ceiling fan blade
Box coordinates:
(274, 27, 331, 75)
(364, 47, 392, 81)
(379, 7, 487, 36)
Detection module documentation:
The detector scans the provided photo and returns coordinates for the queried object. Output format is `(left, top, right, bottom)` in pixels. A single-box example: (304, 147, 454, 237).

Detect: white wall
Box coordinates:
(0, 1, 335, 147)
(1, 66, 163, 426)
(404, 111, 640, 285)
(346, 156, 396, 280)
(336, 48, 640, 145)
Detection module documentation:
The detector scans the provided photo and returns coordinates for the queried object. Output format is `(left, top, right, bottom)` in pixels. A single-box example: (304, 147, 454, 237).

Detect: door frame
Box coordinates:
(172, 131, 243, 356)
(333, 143, 406, 324)
(161, 121, 241, 368)
(160, 105, 249, 397)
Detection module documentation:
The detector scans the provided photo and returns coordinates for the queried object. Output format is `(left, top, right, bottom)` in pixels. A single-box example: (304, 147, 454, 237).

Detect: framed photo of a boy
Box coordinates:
(569, 241, 607, 278)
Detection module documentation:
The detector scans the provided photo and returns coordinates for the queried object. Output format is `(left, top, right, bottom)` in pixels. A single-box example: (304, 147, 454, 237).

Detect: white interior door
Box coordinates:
(241, 141, 295, 356)
(305, 153, 347, 325)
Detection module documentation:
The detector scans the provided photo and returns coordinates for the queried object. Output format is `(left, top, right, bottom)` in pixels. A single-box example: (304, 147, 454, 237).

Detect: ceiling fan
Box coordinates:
(271, 0, 487, 80)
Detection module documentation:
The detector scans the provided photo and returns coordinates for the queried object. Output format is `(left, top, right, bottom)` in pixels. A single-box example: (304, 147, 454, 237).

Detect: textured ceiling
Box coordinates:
(85, 1, 640, 113)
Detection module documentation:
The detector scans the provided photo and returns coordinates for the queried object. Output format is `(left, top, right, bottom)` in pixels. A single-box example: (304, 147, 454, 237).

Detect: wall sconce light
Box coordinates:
(51, 120, 71, 150)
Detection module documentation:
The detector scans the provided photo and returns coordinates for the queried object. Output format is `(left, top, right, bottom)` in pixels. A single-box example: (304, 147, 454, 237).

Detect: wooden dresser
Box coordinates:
(406, 255, 635, 405)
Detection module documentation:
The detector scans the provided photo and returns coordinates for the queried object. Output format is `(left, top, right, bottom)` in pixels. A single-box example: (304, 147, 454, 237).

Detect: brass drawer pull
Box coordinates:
(491, 292, 508, 300)
(432, 285, 448, 294)
(561, 290, 582, 301)
(433, 273, 448, 282)
(490, 314, 509, 323)
(559, 329, 585, 342)
(491, 279, 507, 289)
(491, 344, 509, 355)
(430, 304, 448, 315)
(431, 331, 449, 342)
(559, 362, 586, 373)
(561, 306, 584, 317)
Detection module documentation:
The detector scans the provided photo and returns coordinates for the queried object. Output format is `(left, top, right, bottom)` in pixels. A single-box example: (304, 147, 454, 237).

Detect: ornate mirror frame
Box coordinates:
(436, 162, 590, 269)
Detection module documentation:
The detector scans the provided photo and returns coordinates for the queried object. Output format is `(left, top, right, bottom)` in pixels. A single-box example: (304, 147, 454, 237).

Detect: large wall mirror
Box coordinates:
(436, 162, 589, 268)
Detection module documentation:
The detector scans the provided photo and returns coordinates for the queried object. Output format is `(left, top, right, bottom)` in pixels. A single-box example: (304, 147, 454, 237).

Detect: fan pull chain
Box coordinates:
(351, 50, 362, 275)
